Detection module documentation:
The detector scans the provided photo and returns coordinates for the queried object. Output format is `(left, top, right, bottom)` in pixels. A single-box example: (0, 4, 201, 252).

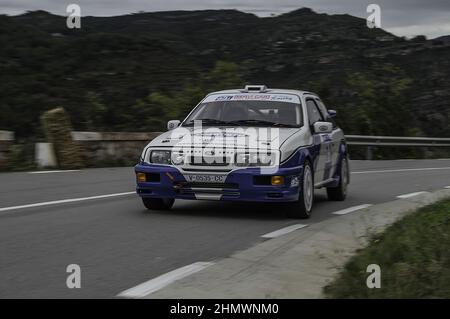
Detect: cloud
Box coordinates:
(0, 0, 449, 38)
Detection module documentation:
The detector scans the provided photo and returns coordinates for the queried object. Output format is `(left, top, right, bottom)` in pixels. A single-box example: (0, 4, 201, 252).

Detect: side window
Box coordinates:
(306, 99, 323, 125)
(315, 100, 329, 120)
(316, 99, 337, 129)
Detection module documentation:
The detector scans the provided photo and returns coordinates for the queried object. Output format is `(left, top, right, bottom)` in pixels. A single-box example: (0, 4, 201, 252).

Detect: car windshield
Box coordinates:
(183, 98, 303, 128)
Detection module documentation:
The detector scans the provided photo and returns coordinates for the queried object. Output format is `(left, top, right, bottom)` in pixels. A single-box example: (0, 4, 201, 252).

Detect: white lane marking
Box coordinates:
(445, 186, 450, 189)
(117, 262, 214, 298)
(332, 204, 373, 215)
(0, 192, 136, 213)
(261, 224, 308, 239)
(397, 191, 429, 199)
(28, 170, 81, 174)
(352, 167, 450, 174)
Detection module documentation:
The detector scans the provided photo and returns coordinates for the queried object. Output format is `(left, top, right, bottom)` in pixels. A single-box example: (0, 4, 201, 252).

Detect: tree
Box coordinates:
(343, 64, 413, 137)
(128, 61, 243, 131)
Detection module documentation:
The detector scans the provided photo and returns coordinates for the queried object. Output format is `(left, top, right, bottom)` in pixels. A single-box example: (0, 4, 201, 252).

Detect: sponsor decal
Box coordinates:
(215, 95, 234, 101)
(207, 94, 299, 104)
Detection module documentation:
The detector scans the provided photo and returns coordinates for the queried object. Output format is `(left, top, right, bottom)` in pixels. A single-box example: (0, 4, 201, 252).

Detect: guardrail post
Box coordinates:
(0, 130, 15, 170)
(366, 146, 373, 160)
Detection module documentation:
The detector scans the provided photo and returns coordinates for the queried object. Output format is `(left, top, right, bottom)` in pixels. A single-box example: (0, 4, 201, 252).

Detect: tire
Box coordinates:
(327, 156, 349, 201)
(287, 161, 314, 219)
(142, 198, 175, 210)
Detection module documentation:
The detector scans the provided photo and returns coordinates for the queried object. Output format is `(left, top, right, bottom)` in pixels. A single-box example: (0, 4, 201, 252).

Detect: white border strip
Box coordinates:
(0, 192, 135, 213)
(352, 167, 450, 174)
(445, 186, 450, 189)
(332, 204, 373, 215)
(261, 224, 308, 239)
(397, 191, 429, 199)
(117, 262, 214, 298)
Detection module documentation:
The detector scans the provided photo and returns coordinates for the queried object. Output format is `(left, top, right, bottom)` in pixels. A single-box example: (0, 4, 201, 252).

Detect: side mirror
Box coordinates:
(167, 120, 181, 131)
(313, 121, 333, 134)
(328, 110, 337, 118)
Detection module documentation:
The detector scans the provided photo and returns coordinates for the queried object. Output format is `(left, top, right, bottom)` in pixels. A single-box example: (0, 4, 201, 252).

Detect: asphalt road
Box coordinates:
(0, 159, 449, 298)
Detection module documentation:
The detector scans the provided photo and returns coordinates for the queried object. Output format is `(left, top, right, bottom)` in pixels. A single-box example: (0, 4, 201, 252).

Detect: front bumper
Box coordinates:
(134, 163, 303, 202)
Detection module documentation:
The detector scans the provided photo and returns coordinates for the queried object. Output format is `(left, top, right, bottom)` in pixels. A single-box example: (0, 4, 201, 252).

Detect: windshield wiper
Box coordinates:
(229, 119, 297, 128)
(183, 118, 237, 126)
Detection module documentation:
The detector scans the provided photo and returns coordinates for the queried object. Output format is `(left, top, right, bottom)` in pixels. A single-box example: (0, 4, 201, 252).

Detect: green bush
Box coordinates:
(7, 143, 36, 171)
(324, 198, 450, 298)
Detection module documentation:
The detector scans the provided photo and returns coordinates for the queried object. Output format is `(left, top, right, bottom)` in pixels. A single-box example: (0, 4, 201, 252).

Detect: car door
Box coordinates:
(305, 98, 332, 183)
(315, 98, 343, 179)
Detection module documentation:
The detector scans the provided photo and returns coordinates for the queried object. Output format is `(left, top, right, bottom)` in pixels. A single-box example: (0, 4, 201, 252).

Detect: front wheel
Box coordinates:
(142, 198, 175, 210)
(287, 161, 314, 219)
(327, 157, 349, 201)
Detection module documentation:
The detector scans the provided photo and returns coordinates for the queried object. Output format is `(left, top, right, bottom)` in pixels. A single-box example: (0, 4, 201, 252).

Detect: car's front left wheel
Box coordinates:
(287, 161, 314, 219)
(142, 198, 175, 210)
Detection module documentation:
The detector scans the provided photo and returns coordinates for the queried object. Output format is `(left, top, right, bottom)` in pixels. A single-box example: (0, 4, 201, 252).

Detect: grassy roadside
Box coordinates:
(324, 198, 450, 298)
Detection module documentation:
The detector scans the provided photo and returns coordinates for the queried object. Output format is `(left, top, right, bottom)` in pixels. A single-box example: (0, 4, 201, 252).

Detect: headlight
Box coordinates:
(150, 150, 171, 164)
(171, 151, 185, 165)
(235, 152, 275, 167)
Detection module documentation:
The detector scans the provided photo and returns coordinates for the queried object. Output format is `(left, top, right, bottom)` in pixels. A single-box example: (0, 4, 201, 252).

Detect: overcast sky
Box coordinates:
(1, 0, 449, 38)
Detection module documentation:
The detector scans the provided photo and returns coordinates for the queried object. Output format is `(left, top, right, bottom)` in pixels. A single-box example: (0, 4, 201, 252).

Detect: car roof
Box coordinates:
(207, 87, 319, 98)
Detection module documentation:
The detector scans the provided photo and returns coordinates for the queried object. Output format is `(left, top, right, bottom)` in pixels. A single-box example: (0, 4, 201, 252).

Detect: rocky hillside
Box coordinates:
(0, 8, 449, 138)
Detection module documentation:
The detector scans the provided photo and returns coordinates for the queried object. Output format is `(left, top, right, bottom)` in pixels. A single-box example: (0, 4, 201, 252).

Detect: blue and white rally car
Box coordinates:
(135, 85, 349, 218)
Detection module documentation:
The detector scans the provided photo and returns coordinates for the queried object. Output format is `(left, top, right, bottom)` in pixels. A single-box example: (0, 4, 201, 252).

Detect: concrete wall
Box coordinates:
(0, 131, 14, 170)
(72, 131, 161, 167)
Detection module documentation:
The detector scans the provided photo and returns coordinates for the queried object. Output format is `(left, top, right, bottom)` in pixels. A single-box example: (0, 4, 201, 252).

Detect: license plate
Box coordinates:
(185, 174, 227, 183)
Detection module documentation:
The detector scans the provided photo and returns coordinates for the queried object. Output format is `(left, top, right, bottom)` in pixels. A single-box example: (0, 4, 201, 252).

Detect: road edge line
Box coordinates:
(331, 204, 373, 215)
(352, 167, 450, 174)
(117, 262, 214, 298)
(0, 192, 136, 213)
(396, 191, 429, 199)
(28, 170, 81, 174)
(261, 224, 309, 239)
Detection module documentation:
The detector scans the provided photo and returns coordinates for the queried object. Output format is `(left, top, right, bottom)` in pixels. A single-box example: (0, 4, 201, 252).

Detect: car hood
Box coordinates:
(146, 126, 302, 150)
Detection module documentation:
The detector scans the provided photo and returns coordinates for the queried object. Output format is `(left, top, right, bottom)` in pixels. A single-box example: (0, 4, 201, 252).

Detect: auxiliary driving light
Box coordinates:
(271, 176, 284, 186)
(136, 172, 146, 183)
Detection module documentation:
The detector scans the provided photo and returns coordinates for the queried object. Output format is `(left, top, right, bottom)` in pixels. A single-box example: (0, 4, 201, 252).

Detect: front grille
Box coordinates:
(189, 156, 231, 166)
(182, 168, 232, 172)
(175, 182, 240, 197)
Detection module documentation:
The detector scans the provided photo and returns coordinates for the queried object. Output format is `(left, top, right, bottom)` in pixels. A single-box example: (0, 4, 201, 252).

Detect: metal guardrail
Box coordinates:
(0, 130, 14, 141)
(346, 135, 450, 147)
